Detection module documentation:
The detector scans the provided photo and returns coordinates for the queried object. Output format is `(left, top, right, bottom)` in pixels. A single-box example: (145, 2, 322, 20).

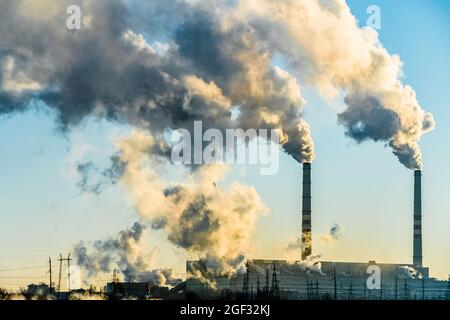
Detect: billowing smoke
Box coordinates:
(0, 1, 435, 168)
(114, 131, 268, 275)
(74, 222, 181, 286)
(319, 223, 342, 243)
(231, 0, 434, 169)
(0, 0, 434, 170)
(285, 255, 326, 277)
(0, 0, 314, 164)
(0, 0, 435, 286)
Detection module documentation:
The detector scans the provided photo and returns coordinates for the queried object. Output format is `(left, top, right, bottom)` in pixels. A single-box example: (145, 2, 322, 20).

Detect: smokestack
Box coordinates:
(302, 162, 312, 260)
(413, 170, 423, 267)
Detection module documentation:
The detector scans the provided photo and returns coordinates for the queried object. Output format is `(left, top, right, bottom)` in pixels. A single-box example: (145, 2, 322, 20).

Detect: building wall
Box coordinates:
(186, 260, 449, 300)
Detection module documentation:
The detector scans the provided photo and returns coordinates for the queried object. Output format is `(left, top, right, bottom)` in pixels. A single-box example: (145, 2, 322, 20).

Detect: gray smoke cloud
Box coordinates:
(233, 0, 434, 169)
(0, 0, 314, 164)
(319, 223, 342, 243)
(76, 161, 102, 195)
(1, 0, 433, 168)
(113, 131, 268, 275)
(0, 0, 435, 282)
(74, 222, 181, 286)
(75, 155, 125, 195)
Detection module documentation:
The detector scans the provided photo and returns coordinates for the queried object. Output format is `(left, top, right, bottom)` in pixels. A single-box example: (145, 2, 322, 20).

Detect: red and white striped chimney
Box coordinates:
(302, 162, 312, 260)
(413, 170, 423, 267)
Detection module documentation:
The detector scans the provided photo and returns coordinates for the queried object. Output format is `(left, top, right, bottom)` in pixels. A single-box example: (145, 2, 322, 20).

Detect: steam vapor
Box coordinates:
(74, 222, 181, 286)
(114, 131, 268, 276)
(0, 0, 434, 165)
(0, 0, 315, 164)
(0, 0, 435, 283)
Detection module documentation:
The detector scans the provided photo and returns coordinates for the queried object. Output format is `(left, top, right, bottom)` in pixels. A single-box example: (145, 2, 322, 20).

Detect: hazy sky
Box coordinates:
(1, 0, 449, 290)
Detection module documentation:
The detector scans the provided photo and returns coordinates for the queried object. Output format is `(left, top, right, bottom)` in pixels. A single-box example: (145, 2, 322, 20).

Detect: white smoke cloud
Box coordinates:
(0, 0, 436, 288)
(230, 0, 434, 169)
(75, 222, 165, 283)
(398, 265, 423, 279)
(0, 0, 315, 164)
(0, 0, 434, 168)
(114, 130, 268, 275)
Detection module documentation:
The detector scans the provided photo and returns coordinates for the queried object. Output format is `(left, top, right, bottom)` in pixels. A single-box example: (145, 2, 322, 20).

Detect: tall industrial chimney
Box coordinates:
(413, 170, 423, 267)
(301, 162, 312, 260)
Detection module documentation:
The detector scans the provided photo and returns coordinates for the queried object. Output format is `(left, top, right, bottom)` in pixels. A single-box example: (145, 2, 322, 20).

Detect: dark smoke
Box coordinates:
(338, 94, 400, 143)
(75, 155, 125, 194)
(168, 194, 220, 251)
(76, 161, 102, 195)
(0, 0, 314, 164)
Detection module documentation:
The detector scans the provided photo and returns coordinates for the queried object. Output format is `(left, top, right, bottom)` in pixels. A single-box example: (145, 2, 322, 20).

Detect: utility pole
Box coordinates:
(333, 267, 337, 300)
(306, 276, 310, 300)
(256, 276, 260, 298)
(363, 284, 367, 300)
(404, 280, 409, 300)
(380, 279, 383, 300)
(48, 257, 53, 295)
(245, 261, 250, 299)
(242, 272, 247, 298)
(58, 254, 63, 296)
(315, 280, 319, 300)
(271, 262, 279, 300)
(394, 276, 398, 300)
(66, 254, 72, 292)
(422, 278, 426, 300)
(446, 275, 450, 300)
(348, 282, 353, 300)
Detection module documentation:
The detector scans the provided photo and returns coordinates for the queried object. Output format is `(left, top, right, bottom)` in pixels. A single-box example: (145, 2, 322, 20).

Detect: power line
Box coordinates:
(0, 266, 47, 272)
(0, 276, 47, 279)
(0, 254, 51, 260)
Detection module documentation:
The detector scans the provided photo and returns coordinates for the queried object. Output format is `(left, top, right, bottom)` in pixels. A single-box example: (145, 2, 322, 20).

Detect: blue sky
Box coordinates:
(0, 0, 449, 289)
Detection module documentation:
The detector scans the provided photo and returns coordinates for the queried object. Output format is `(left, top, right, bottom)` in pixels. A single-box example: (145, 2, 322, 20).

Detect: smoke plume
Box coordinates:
(74, 221, 181, 286)
(0, 0, 435, 284)
(0, 0, 315, 164)
(231, 0, 434, 168)
(114, 130, 268, 275)
(0, 0, 433, 167)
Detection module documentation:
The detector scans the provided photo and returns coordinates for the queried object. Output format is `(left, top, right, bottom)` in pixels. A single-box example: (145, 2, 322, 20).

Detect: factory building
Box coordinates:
(183, 164, 450, 300)
(185, 259, 448, 300)
(105, 282, 170, 299)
